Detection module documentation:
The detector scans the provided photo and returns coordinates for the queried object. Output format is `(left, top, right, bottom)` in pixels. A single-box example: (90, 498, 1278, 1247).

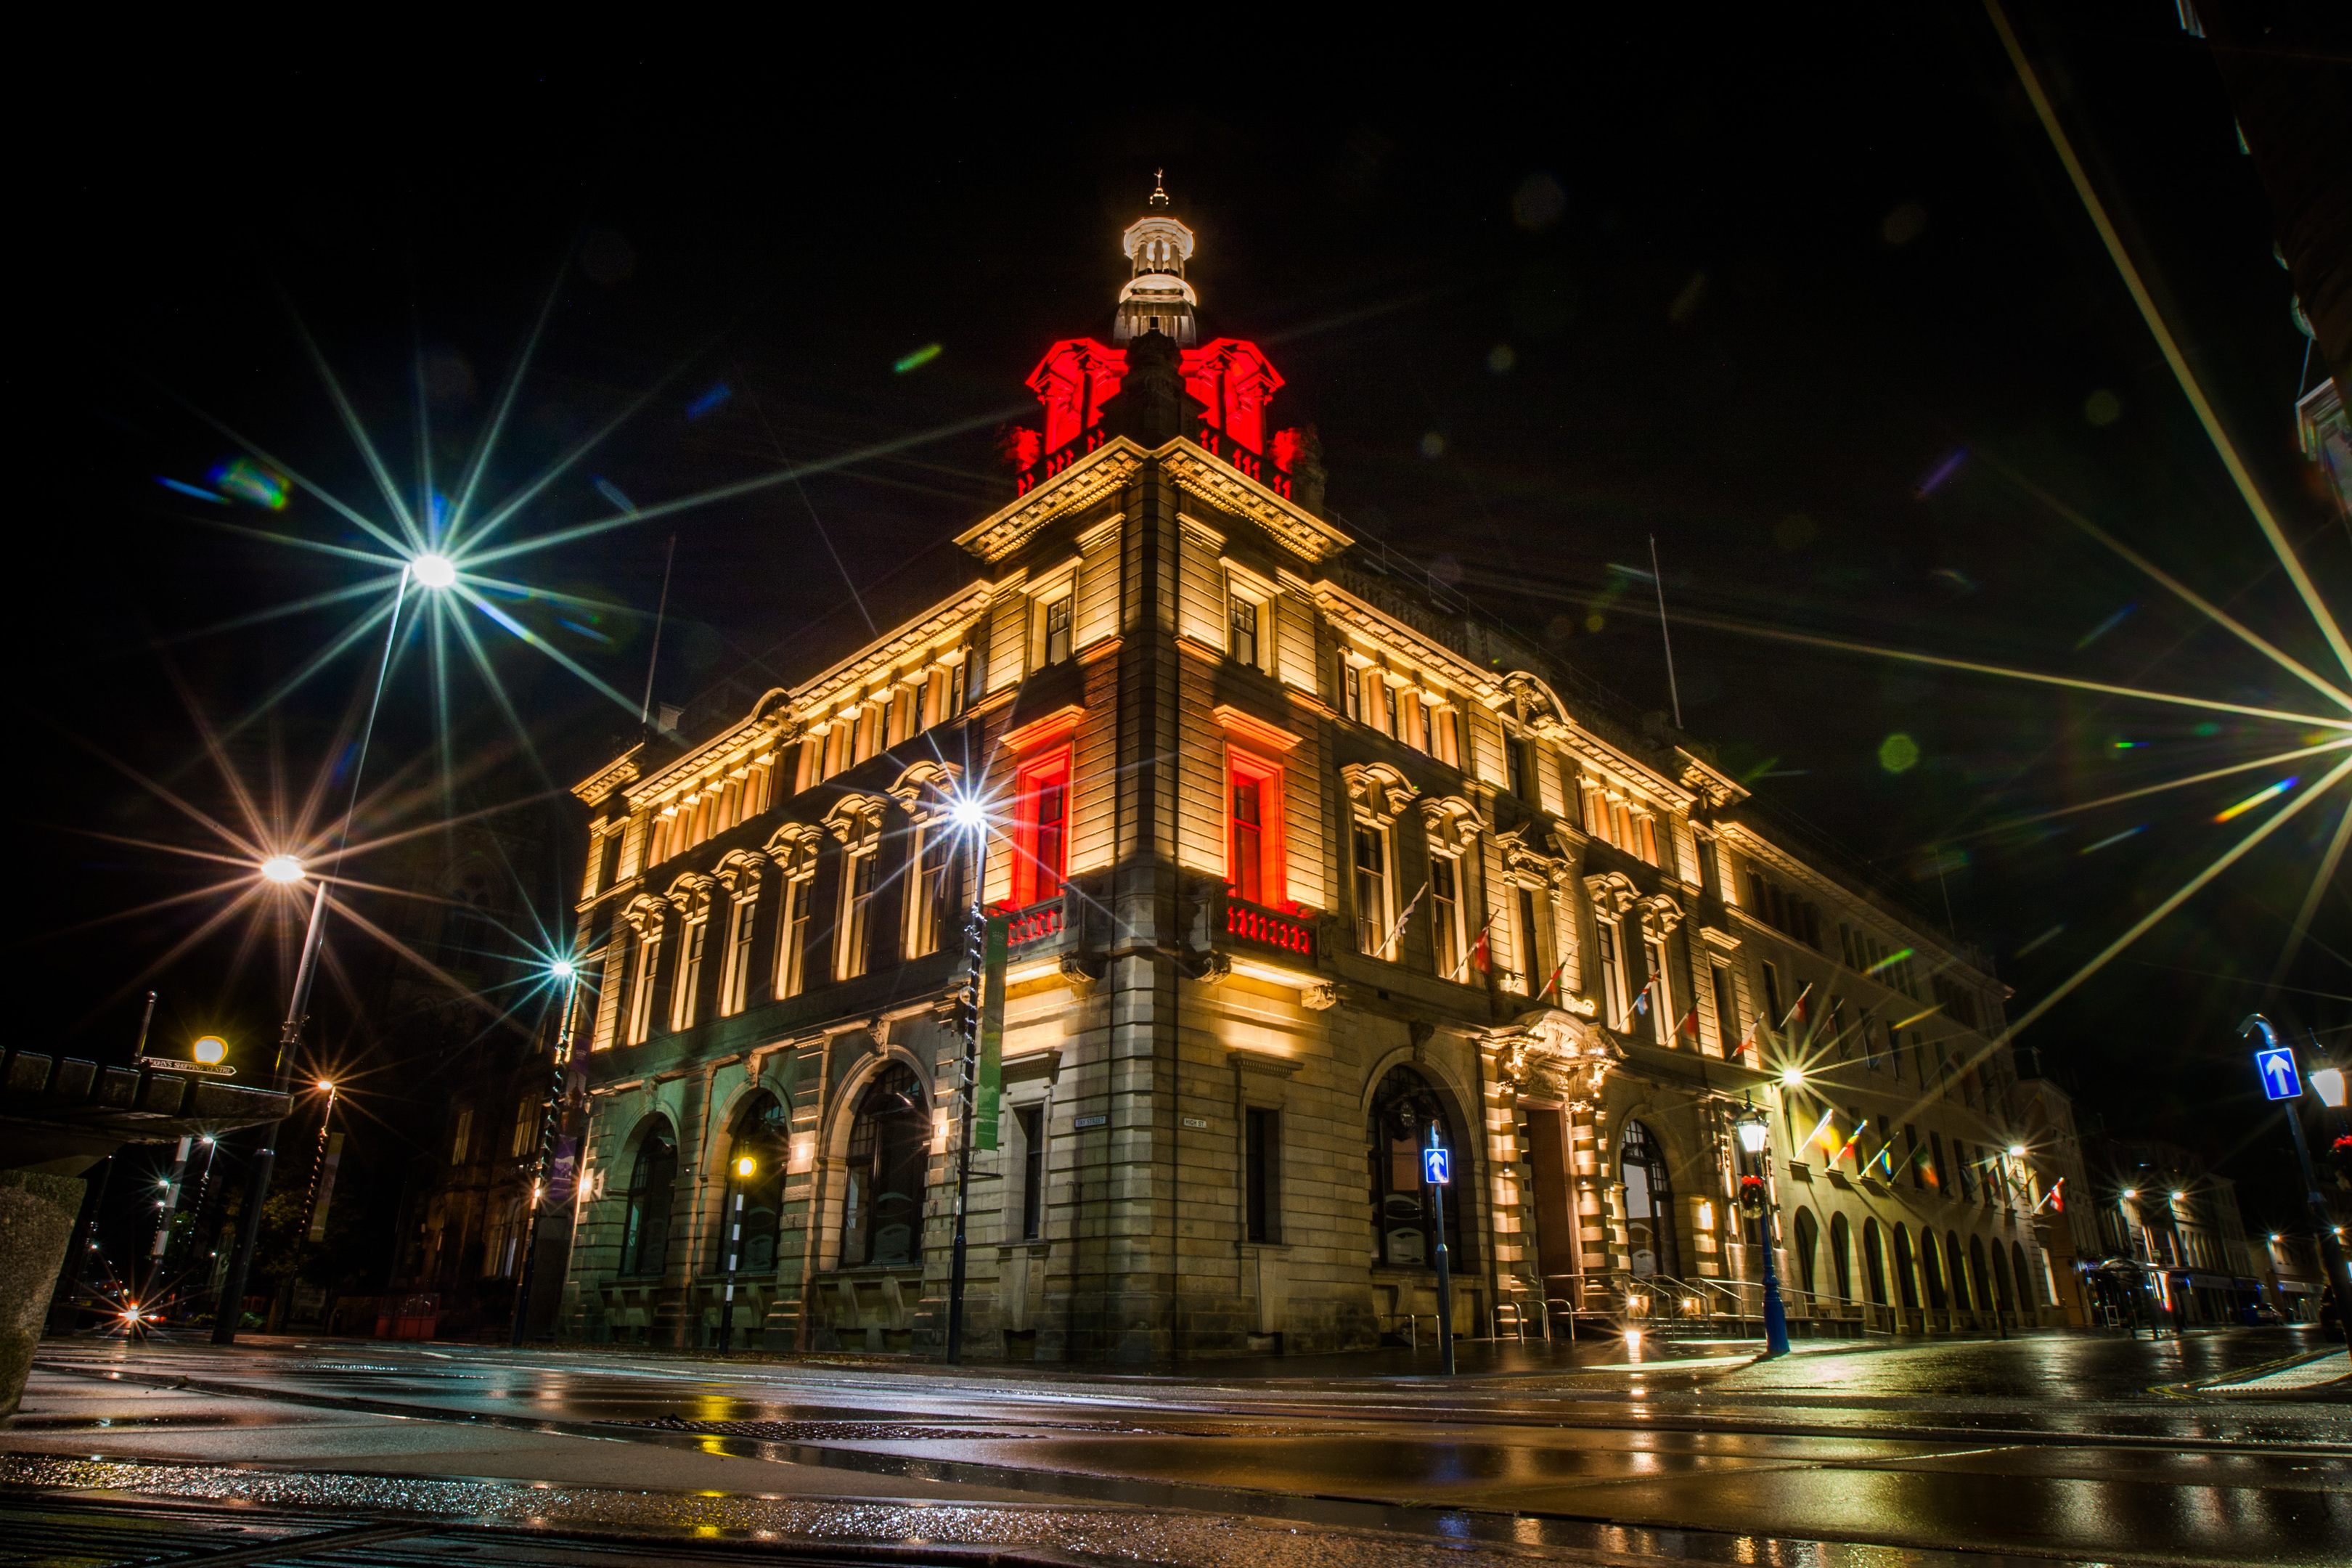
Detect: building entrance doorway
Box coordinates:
(1620, 1119, 1679, 1280)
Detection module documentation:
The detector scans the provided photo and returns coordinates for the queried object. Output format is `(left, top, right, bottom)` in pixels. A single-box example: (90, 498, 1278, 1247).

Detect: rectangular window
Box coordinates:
(1519, 887, 1543, 997)
(1227, 752, 1283, 909)
(672, 917, 707, 1032)
(625, 929, 660, 1045)
(1232, 777, 1263, 904)
(1712, 964, 1741, 1058)
(1760, 960, 1784, 1034)
(1043, 596, 1073, 666)
(451, 1106, 473, 1164)
(841, 853, 878, 979)
(1035, 772, 1067, 896)
(1430, 855, 1463, 979)
(1643, 936, 1670, 1043)
(1696, 836, 1720, 898)
(777, 876, 812, 998)
(510, 1095, 535, 1157)
(1352, 824, 1390, 957)
(1507, 735, 1533, 800)
(910, 828, 955, 957)
(1596, 923, 1625, 1027)
(1245, 1107, 1280, 1244)
(1228, 591, 1259, 666)
(1342, 659, 1362, 722)
(950, 658, 968, 715)
(596, 829, 623, 894)
(1018, 1105, 1045, 1241)
(720, 894, 754, 1016)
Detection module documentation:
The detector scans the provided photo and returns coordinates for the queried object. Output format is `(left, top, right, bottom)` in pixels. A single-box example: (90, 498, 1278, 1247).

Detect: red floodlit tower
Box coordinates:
(1015, 178, 1297, 497)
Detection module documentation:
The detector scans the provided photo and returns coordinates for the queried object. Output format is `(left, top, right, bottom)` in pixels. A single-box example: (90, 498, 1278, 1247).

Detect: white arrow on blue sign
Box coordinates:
(1423, 1147, 1452, 1185)
(2254, 1045, 2301, 1102)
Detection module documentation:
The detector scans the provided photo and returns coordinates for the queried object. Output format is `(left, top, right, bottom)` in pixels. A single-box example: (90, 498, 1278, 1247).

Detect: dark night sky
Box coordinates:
(28, 8, 2349, 1235)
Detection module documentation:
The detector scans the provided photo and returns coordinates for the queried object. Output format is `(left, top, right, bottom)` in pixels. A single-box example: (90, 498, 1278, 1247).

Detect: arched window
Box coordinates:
(1892, 1224, 1919, 1310)
(1792, 1207, 1819, 1297)
(1861, 1217, 1887, 1306)
(1920, 1226, 1947, 1307)
(620, 1131, 677, 1278)
(1366, 1066, 1466, 1269)
(1969, 1235, 1993, 1315)
(1619, 1119, 1679, 1279)
(842, 1063, 928, 1268)
(718, 1093, 792, 1274)
(1948, 1233, 1972, 1311)
(1829, 1212, 1854, 1302)
(2012, 1241, 2038, 1308)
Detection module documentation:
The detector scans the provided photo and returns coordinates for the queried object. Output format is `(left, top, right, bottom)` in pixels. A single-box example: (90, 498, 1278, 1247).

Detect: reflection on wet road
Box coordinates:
(7, 1328, 2347, 1566)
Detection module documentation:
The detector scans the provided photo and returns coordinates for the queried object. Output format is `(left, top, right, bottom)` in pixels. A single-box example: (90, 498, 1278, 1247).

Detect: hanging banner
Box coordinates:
(976, 913, 1008, 1151)
(307, 1132, 345, 1241)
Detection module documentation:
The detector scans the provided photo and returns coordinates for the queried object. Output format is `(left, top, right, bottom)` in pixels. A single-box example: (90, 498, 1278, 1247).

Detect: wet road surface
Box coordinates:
(4, 1328, 2345, 1566)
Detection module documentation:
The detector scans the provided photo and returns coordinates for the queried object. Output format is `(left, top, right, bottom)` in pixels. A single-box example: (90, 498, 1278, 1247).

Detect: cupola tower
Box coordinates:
(1112, 171, 1198, 346)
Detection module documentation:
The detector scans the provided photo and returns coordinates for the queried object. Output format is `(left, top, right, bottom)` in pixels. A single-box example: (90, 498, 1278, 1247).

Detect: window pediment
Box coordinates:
(1416, 794, 1488, 855)
(1342, 761, 1418, 826)
(1585, 870, 1641, 918)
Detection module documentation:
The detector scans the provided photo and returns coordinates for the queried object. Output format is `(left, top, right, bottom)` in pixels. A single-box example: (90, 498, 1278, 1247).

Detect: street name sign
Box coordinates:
(2254, 1045, 2300, 1102)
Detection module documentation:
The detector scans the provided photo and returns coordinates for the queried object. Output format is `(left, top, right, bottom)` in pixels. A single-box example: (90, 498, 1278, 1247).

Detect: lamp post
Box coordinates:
(944, 793, 992, 1365)
(510, 959, 583, 1347)
(2240, 1016, 2352, 1344)
(215, 558, 441, 1344)
(1734, 1097, 1791, 1357)
(718, 1153, 753, 1349)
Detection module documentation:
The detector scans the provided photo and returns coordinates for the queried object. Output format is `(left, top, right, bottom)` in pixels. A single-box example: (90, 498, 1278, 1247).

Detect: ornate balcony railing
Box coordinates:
(1220, 895, 1314, 960)
(1005, 897, 1066, 949)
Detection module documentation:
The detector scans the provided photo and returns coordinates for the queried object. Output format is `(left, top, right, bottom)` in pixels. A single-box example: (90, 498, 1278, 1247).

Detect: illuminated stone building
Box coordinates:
(554, 192, 2062, 1359)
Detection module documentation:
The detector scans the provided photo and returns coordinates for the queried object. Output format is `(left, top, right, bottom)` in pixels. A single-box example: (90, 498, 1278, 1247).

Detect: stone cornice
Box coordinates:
(572, 747, 644, 805)
(955, 439, 1146, 563)
(1160, 442, 1354, 563)
(788, 581, 996, 714)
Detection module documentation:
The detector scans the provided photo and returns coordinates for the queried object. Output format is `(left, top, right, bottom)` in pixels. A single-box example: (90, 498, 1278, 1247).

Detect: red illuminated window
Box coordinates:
(1227, 751, 1285, 909)
(1011, 751, 1071, 907)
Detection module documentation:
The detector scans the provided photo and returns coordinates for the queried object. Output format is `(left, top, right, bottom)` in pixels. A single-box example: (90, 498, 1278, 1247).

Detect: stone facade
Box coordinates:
(553, 200, 2064, 1360)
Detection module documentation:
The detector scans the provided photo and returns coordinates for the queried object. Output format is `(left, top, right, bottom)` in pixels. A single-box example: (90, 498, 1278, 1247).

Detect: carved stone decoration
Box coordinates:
(1486, 1008, 1620, 1101)
(1193, 952, 1234, 987)
(1058, 955, 1101, 999)
(1418, 793, 1490, 856)
(1340, 762, 1419, 827)
(886, 758, 965, 818)
(822, 795, 890, 847)
(1496, 827, 1567, 890)
(1301, 982, 1343, 1011)
(1499, 671, 1576, 740)
(1636, 892, 1686, 937)
(1585, 870, 1641, 918)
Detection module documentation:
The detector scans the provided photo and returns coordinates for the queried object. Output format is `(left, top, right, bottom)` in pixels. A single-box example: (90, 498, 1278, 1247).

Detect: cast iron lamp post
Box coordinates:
(510, 958, 583, 1346)
(1734, 1098, 1792, 1357)
(944, 791, 991, 1365)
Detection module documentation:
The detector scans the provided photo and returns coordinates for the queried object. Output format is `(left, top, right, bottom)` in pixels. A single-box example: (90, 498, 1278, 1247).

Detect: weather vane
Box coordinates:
(1151, 169, 1168, 207)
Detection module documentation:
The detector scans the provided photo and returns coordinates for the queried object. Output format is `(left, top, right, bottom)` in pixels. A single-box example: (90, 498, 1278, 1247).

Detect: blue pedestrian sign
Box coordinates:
(2254, 1045, 2301, 1102)
(1422, 1146, 1452, 1185)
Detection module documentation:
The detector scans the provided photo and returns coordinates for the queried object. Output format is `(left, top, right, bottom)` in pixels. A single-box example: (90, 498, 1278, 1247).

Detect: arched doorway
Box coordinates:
(1829, 1212, 1854, 1302)
(1892, 1224, 1919, 1311)
(1366, 1066, 1467, 1268)
(2012, 1241, 2038, 1311)
(842, 1063, 928, 1267)
(1863, 1217, 1887, 1306)
(1946, 1233, 1969, 1311)
(719, 1093, 792, 1273)
(1920, 1227, 1947, 1308)
(1792, 1207, 1819, 1297)
(1968, 1236, 1992, 1318)
(1618, 1119, 1679, 1279)
(621, 1130, 678, 1278)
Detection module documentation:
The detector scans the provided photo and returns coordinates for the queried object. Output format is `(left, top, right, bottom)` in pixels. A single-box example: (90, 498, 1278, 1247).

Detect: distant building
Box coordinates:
(550, 192, 2062, 1361)
(2087, 1139, 2263, 1326)
(2011, 1048, 2099, 1326)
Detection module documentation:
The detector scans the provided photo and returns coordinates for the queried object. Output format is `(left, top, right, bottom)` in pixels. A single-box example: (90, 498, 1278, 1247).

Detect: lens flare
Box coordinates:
(2213, 776, 2299, 823)
(411, 554, 457, 589)
(260, 854, 305, 884)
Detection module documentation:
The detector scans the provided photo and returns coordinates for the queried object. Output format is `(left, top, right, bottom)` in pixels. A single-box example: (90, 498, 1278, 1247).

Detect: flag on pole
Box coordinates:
(1461, 910, 1498, 978)
(1536, 961, 1568, 1004)
(1676, 1005, 1701, 1040)
(1779, 981, 1814, 1032)
(1376, 881, 1430, 958)
(1630, 972, 1660, 1016)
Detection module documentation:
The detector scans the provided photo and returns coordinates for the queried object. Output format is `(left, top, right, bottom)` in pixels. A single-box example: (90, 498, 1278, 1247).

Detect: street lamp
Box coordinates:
(2314, 1068, 2347, 1109)
(2239, 1016, 2352, 1351)
(945, 788, 994, 1365)
(510, 956, 587, 1347)
(1734, 1097, 1791, 1357)
(192, 1037, 228, 1067)
(215, 563, 419, 1344)
(412, 552, 458, 589)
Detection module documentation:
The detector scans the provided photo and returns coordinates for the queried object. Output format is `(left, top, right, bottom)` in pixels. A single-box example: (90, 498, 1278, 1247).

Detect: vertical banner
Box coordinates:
(307, 1132, 344, 1242)
(976, 913, 1008, 1151)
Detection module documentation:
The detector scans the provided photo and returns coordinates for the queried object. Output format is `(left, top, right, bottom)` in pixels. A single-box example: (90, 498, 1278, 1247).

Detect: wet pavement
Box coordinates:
(3, 1328, 2346, 1566)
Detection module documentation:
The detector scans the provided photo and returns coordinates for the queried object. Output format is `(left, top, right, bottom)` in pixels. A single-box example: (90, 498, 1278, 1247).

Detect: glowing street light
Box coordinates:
(1778, 1066, 1805, 1090)
(735, 1156, 756, 1178)
(411, 553, 457, 589)
(192, 1036, 228, 1066)
(2314, 1067, 2347, 1109)
(2007, 1143, 2028, 1158)
(259, 854, 306, 884)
